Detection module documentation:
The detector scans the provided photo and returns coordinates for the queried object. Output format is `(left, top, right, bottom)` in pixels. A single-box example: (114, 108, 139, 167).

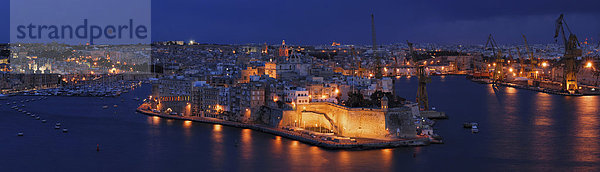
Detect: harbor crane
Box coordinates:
(408, 40, 431, 111)
(554, 14, 582, 94)
(485, 34, 504, 82)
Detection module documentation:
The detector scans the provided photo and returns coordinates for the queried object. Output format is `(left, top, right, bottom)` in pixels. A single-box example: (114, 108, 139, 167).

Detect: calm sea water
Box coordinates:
(1, 76, 599, 171)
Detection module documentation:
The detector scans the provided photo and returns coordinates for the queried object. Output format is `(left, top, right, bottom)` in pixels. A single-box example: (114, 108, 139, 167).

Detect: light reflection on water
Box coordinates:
(183, 120, 192, 139)
(273, 136, 283, 155)
(381, 148, 393, 168)
(573, 96, 599, 164)
(530, 92, 555, 162)
(211, 124, 225, 169)
(183, 120, 192, 128)
(148, 116, 160, 126)
(287, 140, 301, 171)
(486, 84, 600, 168)
(489, 85, 521, 161)
(240, 129, 253, 163)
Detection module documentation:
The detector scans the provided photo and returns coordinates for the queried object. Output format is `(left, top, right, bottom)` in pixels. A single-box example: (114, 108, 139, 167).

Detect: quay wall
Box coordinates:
(137, 104, 430, 149)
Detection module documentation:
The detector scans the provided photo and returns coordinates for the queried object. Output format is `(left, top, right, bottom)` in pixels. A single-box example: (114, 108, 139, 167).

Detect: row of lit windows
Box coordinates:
(160, 96, 190, 102)
(297, 99, 309, 103)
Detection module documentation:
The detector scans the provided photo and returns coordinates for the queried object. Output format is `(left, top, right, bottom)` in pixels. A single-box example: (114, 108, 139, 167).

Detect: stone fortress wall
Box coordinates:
(278, 102, 418, 140)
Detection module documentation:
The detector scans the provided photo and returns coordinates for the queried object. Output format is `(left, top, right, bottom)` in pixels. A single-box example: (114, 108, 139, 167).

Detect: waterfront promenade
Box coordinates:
(136, 103, 429, 149)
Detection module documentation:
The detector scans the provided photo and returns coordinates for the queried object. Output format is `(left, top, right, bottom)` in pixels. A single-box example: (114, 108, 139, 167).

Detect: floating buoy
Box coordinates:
(17, 132, 24, 136)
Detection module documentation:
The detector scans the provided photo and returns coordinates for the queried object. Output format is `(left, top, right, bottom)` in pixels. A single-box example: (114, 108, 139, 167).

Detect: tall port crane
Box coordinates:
(408, 40, 430, 111)
(485, 34, 504, 82)
(371, 14, 383, 79)
(554, 14, 582, 93)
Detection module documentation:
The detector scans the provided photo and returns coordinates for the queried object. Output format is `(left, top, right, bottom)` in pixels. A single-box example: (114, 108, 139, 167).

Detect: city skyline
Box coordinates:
(1, 0, 600, 45)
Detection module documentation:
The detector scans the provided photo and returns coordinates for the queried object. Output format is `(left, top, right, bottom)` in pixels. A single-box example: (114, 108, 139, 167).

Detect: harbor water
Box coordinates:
(1, 75, 599, 171)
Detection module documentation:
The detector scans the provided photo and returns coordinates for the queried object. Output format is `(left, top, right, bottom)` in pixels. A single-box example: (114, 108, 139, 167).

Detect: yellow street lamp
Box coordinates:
(586, 61, 593, 68)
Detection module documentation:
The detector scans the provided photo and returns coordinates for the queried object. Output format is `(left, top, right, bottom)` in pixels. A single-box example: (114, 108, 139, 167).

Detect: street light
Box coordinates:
(586, 61, 593, 68)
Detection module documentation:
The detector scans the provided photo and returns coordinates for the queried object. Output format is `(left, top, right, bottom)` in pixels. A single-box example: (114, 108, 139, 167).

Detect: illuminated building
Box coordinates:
(0, 45, 9, 72)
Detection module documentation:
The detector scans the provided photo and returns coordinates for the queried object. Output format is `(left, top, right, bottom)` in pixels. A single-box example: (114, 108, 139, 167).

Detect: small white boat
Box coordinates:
(54, 126, 60, 129)
(62, 129, 68, 133)
(55, 122, 61, 126)
(35, 117, 40, 120)
(113, 105, 118, 108)
(102, 105, 109, 109)
(463, 122, 479, 128)
(471, 126, 479, 133)
(17, 132, 24, 136)
(41, 120, 47, 123)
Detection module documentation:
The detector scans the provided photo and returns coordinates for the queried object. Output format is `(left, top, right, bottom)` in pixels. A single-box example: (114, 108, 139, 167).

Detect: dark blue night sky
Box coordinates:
(2, 0, 600, 45)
